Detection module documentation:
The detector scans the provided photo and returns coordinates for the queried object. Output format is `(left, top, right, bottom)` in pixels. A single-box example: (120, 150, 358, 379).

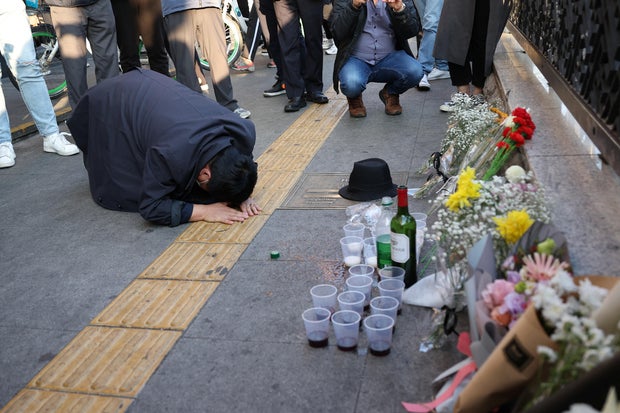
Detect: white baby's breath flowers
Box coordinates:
(537, 345, 558, 362)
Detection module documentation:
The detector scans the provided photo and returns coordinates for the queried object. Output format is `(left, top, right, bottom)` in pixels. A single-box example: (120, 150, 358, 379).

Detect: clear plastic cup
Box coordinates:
(363, 237, 378, 268)
(331, 310, 361, 351)
(348, 263, 374, 278)
(310, 284, 338, 314)
(337, 290, 365, 316)
(345, 275, 373, 308)
(340, 236, 363, 267)
(302, 307, 331, 348)
(370, 296, 399, 327)
(364, 314, 395, 356)
(343, 222, 365, 239)
(378, 266, 405, 282)
(378, 278, 405, 314)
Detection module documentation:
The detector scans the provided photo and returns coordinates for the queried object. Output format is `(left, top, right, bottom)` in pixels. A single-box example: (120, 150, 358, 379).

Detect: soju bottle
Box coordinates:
(390, 186, 417, 287)
(375, 196, 394, 269)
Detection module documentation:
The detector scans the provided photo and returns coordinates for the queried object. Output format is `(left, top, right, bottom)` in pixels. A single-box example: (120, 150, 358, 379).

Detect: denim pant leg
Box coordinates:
(371, 50, 423, 95)
(416, 0, 448, 73)
(338, 56, 372, 98)
(0, 0, 58, 140)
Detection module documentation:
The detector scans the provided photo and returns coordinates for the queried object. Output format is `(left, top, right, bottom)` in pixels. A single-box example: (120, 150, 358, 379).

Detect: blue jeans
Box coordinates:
(0, 0, 59, 144)
(338, 50, 423, 98)
(413, 0, 448, 74)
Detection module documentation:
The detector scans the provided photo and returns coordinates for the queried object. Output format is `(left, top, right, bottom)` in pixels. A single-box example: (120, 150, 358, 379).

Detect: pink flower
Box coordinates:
(481, 279, 515, 310)
(521, 252, 569, 282)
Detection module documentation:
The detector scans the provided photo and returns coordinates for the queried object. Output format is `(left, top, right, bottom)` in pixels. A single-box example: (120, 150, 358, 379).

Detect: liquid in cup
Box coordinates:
(331, 310, 361, 351)
(364, 314, 395, 356)
(302, 307, 331, 348)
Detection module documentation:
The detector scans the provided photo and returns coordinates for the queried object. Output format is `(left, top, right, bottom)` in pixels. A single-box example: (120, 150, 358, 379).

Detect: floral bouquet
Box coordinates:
(454, 271, 620, 413)
(481, 107, 536, 181)
(414, 98, 501, 199)
(430, 167, 550, 271)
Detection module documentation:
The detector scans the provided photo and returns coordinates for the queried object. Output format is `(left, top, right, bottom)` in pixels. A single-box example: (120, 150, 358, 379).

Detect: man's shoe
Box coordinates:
(417, 74, 430, 91)
(347, 96, 366, 118)
(267, 59, 276, 68)
(325, 44, 338, 55)
(427, 67, 451, 80)
(263, 81, 286, 97)
(306, 91, 329, 104)
(232, 57, 255, 72)
(234, 107, 252, 119)
(472, 94, 487, 106)
(43, 132, 79, 156)
(379, 86, 402, 116)
(322, 38, 334, 50)
(284, 96, 307, 112)
(0, 142, 16, 168)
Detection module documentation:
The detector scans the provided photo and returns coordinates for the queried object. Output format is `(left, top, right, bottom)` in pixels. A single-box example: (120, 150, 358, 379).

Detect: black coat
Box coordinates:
(67, 69, 256, 226)
(329, 0, 419, 93)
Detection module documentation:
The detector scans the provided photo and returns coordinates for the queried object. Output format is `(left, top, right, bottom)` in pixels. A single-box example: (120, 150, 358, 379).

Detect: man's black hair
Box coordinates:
(207, 145, 258, 206)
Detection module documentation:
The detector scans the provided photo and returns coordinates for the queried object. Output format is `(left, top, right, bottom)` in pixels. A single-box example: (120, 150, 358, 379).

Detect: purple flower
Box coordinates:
(506, 270, 521, 284)
(504, 292, 526, 316)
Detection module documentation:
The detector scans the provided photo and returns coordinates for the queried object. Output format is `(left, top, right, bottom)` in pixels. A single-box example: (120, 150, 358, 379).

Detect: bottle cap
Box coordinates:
(270, 251, 280, 260)
(381, 196, 393, 206)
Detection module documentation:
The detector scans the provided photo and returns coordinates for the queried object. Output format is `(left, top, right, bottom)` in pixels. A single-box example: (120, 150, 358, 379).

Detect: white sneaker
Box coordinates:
(427, 68, 451, 81)
(43, 132, 80, 156)
(322, 38, 334, 50)
(325, 44, 338, 55)
(0, 142, 16, 168)
(417, 74, 430, 91)
(439, 92, 471, 112)
(234, 107, 251, 119)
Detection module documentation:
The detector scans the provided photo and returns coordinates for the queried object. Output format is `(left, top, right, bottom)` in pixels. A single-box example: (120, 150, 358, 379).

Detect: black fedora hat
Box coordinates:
(339, 158, 398, 201)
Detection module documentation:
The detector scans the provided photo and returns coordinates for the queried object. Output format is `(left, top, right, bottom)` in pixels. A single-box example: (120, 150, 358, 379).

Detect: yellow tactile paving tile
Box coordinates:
(252, 170, 304, 214)
(175, 214, 269, 243)
(0, 389, 131, 413)
(138, 242, 246, 281)
(29, 327, 181, 397)
(92, 279, 218, 330)
(256, 151, 316, 172)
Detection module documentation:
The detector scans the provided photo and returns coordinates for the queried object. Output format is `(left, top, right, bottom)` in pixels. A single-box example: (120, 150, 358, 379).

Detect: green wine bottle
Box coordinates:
(390, 186, 417, 288)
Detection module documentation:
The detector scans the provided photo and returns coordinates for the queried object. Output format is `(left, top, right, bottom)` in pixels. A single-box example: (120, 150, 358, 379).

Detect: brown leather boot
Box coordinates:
(347, 95, 367, 118)
(379, 86, 402, 115)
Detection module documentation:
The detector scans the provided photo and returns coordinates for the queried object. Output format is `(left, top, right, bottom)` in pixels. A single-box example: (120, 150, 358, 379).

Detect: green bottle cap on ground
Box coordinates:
(270, 251, 280, 259)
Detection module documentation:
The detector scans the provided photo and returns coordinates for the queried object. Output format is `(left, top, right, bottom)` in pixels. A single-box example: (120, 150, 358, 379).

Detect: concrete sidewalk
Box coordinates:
(1, 30, 619, 413)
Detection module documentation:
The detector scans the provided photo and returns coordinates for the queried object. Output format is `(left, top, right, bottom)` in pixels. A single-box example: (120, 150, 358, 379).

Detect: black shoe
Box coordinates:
(306, 91, 329, 104)
(263, 81, 286, 97)
(284, 96, 307, 112)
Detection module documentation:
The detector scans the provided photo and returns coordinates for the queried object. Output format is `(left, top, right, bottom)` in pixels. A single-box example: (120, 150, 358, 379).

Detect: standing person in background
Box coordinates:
(321, 0, 338, 55)
(273, 0, 328, 112)
(161, 0, 251, 119)
(46, 0, 120, 109)
(0, 0, 79, 168)
(259, 0, 286, 97)
(434, 0, 512, 112)
(110, 0, 170, 76)
(413, 0, 449, 91)
(330, 0, 423, 118)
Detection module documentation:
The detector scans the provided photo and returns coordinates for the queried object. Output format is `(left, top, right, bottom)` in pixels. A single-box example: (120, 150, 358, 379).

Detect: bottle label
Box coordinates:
(391, 232, 410, 263)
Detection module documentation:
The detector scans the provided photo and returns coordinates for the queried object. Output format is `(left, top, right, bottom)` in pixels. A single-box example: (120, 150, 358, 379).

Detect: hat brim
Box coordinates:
(338, 184, 398, 201)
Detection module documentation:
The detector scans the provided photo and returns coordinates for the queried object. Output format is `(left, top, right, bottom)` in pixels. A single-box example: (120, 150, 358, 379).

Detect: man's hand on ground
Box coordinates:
(190, 202, 249, 225)
(239, 198, 262, 217)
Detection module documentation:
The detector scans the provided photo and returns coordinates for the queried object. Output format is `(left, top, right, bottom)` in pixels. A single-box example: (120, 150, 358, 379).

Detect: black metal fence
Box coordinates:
(508, 0, 619, 173)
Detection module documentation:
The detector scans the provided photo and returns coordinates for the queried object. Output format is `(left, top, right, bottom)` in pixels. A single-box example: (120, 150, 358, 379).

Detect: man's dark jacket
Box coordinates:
(67, 69, 256, 226)
(329, 0, 419, 93)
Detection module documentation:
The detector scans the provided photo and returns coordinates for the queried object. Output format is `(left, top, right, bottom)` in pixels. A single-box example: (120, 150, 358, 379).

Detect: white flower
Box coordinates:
(538, 345, 558, 362)
(505, 165, 527, 183)
(503, 115, 516, 128)
(562, 404, 601, 413)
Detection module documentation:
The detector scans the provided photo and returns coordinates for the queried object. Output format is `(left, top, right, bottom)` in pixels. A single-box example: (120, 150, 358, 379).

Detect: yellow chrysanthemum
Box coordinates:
(446, 167, 481, 211)
(493, 209, 534, 244)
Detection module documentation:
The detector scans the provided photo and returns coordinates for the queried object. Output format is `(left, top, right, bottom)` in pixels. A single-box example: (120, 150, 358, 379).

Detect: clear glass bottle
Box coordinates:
(374, 196, 394, 269)
(390, 186, 417, 287)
